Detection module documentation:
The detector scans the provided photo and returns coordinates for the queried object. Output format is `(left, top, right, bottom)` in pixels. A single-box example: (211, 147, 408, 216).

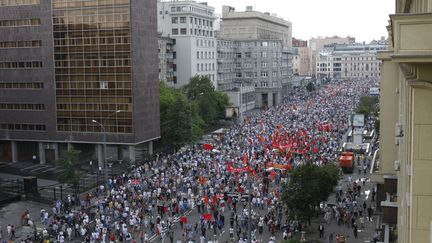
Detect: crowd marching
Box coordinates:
(2, 78, 381, 243)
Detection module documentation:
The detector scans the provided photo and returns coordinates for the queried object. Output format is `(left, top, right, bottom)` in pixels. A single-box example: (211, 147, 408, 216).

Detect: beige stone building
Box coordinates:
(373, 0, 432, 242)
(309, 36, 355, 77)
(292, 38, 310, 76)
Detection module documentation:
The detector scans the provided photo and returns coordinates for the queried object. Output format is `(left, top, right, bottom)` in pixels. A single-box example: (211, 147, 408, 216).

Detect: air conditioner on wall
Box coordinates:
(395, 123, 404, 137)
(394, 160, 400, 171)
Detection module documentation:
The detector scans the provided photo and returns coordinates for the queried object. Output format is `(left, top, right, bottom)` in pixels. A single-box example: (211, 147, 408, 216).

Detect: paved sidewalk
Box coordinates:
(305, 170, 379, 243)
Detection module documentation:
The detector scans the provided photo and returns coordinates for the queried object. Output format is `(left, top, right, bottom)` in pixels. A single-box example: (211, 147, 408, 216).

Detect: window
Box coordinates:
(0, 61, 42, 69)
(261, 62, 267, 68)
(180, 28, 186, 35)
(171, 7, 176, 12)
(197, 64, 200, 71)
(0, 0, 40, 7)
(197, 51, 200, 59)
(100, 81, 108, 89)
(172, 17, 178, 24)
(261, 71, 268, 77)
(262, 41, 268, 47)
(0, 123, 46, 131)
(180, 17, 186, 23)
(0, 18, 40, 27)
(172, 28, 178, 35)
(236, 73, 242, 78)
(236, 63, 241, 68)
(0, 82, 44, 89)
(236, 53, 242, 58)
(0, 40, 41, 49)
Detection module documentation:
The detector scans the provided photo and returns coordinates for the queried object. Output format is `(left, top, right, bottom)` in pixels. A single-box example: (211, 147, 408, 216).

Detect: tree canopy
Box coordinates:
(55, 149, 81, 187)
(306, 82, 316, 92)
(282, 163, 339, 223)
(356, 95, 379, 118)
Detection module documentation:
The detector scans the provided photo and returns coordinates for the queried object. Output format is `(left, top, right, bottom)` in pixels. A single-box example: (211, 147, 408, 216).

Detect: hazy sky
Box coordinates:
(207, 0, 395, 43)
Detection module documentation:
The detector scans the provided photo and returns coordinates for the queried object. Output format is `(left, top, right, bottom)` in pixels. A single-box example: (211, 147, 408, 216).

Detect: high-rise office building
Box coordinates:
(157, 0, 217, 88)
(0, 0, 160, 166)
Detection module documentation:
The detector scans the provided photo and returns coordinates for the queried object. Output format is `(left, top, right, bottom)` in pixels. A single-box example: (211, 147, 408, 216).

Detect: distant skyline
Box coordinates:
(207, 0, 395, 43)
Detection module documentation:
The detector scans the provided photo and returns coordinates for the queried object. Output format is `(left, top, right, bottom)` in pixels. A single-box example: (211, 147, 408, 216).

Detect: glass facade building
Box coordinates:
(0, 0, 160, 164)
(53, 0, 133, 134)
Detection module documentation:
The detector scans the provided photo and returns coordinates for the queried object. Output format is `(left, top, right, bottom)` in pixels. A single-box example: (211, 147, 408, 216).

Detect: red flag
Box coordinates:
(270, 170, 277, 180)
(203, 213, 212, 221)
(204, 195, 209, 205)
(199, 177, 207, 185)
(213, 195, 218, 205)
(203, 144, 213, 151)
(242, 154, 248, 165)
(181, 216, 187, 224)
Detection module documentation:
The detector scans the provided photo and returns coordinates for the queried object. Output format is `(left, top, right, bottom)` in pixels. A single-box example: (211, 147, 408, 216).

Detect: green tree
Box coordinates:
(282, 163, 339, 225)
(159, 82, 204, 148)
(184, 75, 230, 126)
(55, 149, 81, 187)
(306, 82, 315, 92)
(356, 96, 379, 118)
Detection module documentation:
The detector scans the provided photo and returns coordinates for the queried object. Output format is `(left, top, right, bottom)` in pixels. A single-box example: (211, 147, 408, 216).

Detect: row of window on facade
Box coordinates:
(0, 18, 40, 27)
(52, 13, 130, 25)
(172, 28, 213, 37)
(0, 0, 39, 7)
(218, 51, 283, 59)
(197, 39, 214, 48)
(197, 63, 215, 72)
(218, 40, 282, 48)
(0, 123, 45, 131)
(234, 71, 288, 78)
(56, 81, 132, 90)
(0, 61, 42, 69)
(0, 82, 44, 89)
(56, 103, 130, 112)
(57, 124, 132, 133)
(0, 40, 41, 49)
(55, 59, 131, 68)
(197, 51, 215, 59)
(0, 103, 44, 110)
(168, 5, 213, 16)
(171, 16, 213, 27)
(219, 61, 283, 69)
(54, 36, 130, 46)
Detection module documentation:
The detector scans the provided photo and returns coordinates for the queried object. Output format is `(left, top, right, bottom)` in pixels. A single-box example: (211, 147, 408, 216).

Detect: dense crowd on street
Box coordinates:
(1, 78, 381, 243)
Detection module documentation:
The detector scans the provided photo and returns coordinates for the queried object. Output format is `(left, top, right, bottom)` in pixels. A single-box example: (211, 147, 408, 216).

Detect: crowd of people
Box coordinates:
(3, 78, 381, 243)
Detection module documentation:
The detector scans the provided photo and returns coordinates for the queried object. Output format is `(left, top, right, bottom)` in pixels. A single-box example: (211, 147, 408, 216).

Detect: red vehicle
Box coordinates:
(339, 152, 355, 173)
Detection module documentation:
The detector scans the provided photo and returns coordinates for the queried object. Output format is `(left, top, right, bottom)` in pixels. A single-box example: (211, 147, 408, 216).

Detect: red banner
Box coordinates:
(203, 144, 213, 151)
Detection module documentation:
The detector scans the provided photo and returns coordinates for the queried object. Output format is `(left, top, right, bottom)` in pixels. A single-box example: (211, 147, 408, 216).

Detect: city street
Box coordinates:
(0, 78, 381, 243)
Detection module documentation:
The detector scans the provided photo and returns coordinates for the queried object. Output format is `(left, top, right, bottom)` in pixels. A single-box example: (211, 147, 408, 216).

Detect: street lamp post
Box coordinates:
(92, 110, 122, 190)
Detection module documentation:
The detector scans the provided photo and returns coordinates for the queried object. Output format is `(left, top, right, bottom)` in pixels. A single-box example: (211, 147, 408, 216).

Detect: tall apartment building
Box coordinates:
(316, 42, 387, 80)
(292, 38, 310, 76)
(218, 6, 293, 108)
(0, 0, 160, 166)
(157, 0, 217, 88)
(373, 0, 432, 242)
(309, 36, 355, 77)
(158, 34, 175, 85)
